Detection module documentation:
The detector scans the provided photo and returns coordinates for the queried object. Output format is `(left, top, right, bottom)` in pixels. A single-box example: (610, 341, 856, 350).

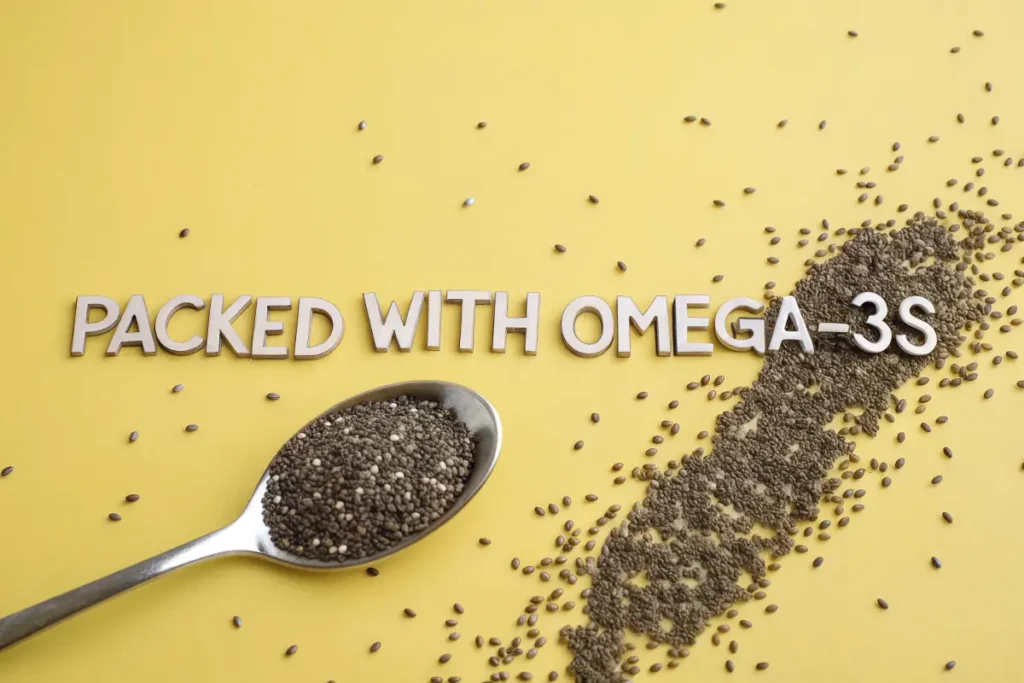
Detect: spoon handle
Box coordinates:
(0, 521, 254, 652)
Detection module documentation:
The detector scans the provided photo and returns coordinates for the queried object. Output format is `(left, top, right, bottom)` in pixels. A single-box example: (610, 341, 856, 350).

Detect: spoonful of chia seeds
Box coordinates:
(0, 380, 502, 652)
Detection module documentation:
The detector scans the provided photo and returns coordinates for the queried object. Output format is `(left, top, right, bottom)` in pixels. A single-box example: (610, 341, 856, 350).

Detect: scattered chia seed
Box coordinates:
(561, 214, 983, 681)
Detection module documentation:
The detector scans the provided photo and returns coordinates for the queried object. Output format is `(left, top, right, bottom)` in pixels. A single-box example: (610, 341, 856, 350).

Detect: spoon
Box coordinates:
(0, 380, 502, 653)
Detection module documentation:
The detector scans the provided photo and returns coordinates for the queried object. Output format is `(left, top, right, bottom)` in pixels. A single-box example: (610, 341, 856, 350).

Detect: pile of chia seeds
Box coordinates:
(560, 213, 989, 681)
(262, 395, 476, 562)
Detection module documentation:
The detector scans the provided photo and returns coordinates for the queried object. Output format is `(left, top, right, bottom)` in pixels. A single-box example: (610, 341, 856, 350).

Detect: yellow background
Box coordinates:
(1, 1, 1023, 681)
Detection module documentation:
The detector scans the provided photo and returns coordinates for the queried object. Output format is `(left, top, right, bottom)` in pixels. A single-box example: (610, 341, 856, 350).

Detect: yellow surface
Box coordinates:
(2, 1, 1024, 681)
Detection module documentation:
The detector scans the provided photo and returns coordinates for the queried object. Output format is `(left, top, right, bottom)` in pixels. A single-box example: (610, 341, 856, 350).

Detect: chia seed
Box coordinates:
(560, 213, 984, 681)
(262, 395, 475, 562)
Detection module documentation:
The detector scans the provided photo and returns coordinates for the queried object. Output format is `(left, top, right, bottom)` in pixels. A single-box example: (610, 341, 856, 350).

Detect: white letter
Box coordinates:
(560, 296, 614, 358)
(616, 296, 670, 357)
(206, 294, 252, 357)
(295, 298, 344, 359)
(426, 290, 442, 351)
(106, 295, 157, 356)
(71, 296, 120, 357)
(446, 290, 492, 352)
(768, 296, 814, 353)
(715, 297, 766, 354)
(673, 295, 713, 355)
(850, 292, 891, 354)
(896, 296, 937, 356)
(155, 295, 206, 355)
(251, 297, 291, 359)
(493, 292, 541, 354)
(364, 292, 424, 352)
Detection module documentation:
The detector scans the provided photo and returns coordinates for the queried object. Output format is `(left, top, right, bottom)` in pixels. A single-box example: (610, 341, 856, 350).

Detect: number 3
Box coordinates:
(851, 292, 891, 353)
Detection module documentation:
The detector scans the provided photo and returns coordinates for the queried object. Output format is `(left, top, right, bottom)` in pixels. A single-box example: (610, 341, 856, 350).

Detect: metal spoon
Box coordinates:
(0, 380, 502, 652)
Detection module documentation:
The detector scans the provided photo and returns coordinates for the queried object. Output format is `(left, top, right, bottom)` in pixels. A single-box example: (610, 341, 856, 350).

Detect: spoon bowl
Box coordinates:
(0, 380, 502, 651)
(249, 380, 502, 569)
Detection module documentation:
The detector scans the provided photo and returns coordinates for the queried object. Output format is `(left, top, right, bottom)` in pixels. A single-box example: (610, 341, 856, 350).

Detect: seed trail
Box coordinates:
(562, 214, 983, 681)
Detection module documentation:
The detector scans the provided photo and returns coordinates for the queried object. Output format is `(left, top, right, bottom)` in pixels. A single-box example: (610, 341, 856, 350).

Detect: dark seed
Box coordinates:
(179, 228, 190, 238)
(588, 195, 599, 204)
(877, 598, 889, 609)
(573, 441, 584, 451)
(932, 475, 943, 484)
(371, 642, 382, 653)
(943, 512, 953, 523)
(232, 616, 242, 628)
(285, 645, 298, 656)
(185, 424, 198, 432)
(266, 392, 281, 401)
(108, 513, 122, 521)
(813, 556, 823, 567)
(519, 162, 531, 171)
